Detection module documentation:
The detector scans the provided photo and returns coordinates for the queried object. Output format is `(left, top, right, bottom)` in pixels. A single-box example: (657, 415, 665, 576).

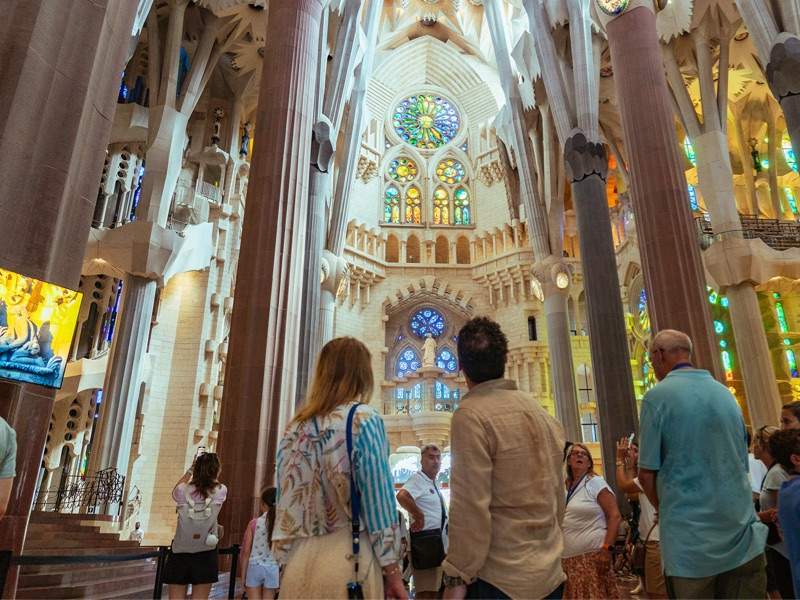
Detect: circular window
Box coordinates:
(436, 158, 465, 184)
(410, 308, 446, 338)
(388, 157, 419, 182)
(393, 94, 461, 150)
(596, 0, 629, 16)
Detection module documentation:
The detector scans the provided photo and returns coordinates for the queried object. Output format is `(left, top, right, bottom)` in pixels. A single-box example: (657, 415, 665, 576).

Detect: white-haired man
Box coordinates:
(638, 329, 767, 599)
(397, 444, 447, 598)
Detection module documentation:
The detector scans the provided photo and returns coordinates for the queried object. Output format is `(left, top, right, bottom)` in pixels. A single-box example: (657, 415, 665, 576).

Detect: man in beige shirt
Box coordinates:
(442, 317, 566, 600)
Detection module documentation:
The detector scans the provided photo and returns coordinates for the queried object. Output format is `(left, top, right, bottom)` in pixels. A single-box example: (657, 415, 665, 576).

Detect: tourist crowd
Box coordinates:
(155, 319, 800, 599)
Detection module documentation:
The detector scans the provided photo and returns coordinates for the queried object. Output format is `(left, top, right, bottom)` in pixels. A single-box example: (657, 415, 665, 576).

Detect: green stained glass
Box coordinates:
(684, 136, 697, 167)
(385, 185, 400, 224)
(597, 0, 629, 16)
(454, 187, 470, 225)
(393, 94, 460, 150)
(389, 157, 418, 183)
(436, 158, 465, 184)
(776, 300, 789, 333)
(784, 133, 798, 173)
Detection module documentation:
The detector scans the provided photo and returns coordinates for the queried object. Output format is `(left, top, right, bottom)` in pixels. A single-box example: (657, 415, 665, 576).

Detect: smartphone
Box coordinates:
(195, 445, 206, 459)
(628, 432, 635, 445)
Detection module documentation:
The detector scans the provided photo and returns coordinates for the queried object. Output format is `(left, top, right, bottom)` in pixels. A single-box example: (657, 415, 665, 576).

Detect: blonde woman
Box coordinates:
(273, 337, 406, 599)
(562, 443, 622, 599)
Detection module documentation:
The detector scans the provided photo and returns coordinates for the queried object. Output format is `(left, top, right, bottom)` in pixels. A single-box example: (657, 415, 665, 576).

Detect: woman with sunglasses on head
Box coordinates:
(561, 443, 622, 599)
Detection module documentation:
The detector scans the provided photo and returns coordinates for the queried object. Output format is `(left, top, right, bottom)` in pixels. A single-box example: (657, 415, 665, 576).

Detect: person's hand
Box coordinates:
(598, 547, 612, 567)
(616, 437, 630, 463)
(383, 572, 408, 599)
(758, 508, 778, 523)
(443, 584, 467, 599)
(409, 513, 424, 532)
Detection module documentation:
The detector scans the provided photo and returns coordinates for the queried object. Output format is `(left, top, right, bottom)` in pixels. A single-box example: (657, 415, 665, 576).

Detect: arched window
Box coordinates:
(784, 133, 797, 173)
(406, 235, 420, 263)
(410, 308, 446, 338)
(435, 236, 449, 263)
(395, 347, 421, 378)
(433, 158, 471, 225)
(384, 156, 421, 224)
(456, 236, 470, 264)
(386, 235, 399, 263)
(436, 347, 457, 372)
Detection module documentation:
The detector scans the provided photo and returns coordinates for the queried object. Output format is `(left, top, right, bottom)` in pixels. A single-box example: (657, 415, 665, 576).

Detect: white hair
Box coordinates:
(651, 329, 693, 356)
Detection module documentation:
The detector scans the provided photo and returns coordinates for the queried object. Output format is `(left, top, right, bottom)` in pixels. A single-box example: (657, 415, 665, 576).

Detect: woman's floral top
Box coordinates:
(273, 402, 400, 567)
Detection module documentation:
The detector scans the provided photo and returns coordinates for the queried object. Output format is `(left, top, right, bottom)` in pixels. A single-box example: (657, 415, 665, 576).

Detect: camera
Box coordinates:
(347, 581, 364, 599)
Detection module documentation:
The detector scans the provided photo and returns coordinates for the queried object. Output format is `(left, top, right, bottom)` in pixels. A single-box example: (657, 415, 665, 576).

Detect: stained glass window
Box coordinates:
(684, 136, 697, 167)
(688, 185, 699, 211)
(395, 347, 421, 378)
(775, 293, 790, 333)
(434, 381, 460, 411)
(433, 187, 450, 225)
(454, 188, 470, 224)
(393, 94, 460, 150)
(385, 185, 401, 223)
(597, 0, 629, 16)
(405, 186, 421, 223)
(785, 188, 799, 215)
(436, 347, 458, 372)
(637, 288, 651, 334)
(410, 308, 446, 338)
(436, 159, 466, 184)
(389, 157, 419, 183)
(784, 133, 798, 173)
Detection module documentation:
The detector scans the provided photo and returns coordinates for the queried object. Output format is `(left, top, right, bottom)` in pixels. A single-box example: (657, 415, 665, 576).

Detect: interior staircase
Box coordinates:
(15, 512, 158, 599)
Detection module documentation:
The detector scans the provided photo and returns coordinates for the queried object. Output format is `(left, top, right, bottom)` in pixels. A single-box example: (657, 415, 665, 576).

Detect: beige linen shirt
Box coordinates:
(442, 378, 566, 598)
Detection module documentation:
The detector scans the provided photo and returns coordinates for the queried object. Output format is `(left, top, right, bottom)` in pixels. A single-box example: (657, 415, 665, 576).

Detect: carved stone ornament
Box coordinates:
(767, 35, 800, 102)
(564, 131, 608, 184)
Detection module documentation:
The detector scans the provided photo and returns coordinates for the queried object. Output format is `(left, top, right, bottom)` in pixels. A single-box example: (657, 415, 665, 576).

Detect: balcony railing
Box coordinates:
(34, 467, 126, 516)
(695, 214, 800, 251)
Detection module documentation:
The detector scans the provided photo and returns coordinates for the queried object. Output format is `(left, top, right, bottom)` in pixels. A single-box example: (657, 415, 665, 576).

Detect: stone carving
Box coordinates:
(422, 333, 436, 367)
(564, 131, 608, 184)
(767, 36, 800, 102)
(357, 155, 378, 182)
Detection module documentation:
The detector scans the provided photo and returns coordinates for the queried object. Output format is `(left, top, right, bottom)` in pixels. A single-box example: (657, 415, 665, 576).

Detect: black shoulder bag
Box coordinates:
(409, 480, 447, 570)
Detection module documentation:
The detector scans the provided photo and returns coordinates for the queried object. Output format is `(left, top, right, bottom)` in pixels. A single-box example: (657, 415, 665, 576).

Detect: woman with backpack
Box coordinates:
(163, 452, 227, 599)
(240, 487, 280, 599)
(273, 337, 406, 599)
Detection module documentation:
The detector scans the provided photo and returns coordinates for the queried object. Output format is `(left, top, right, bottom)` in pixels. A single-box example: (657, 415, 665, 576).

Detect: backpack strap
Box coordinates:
(346, 403, 362, 584)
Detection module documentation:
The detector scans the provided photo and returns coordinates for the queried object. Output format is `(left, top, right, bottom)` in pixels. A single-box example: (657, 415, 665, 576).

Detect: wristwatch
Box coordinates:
(443, 574, 466, 588)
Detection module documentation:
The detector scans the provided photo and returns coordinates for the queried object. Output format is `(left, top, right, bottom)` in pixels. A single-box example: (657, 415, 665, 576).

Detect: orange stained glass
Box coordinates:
(433, 187, 449, 224)
(405, 186, 421, 223)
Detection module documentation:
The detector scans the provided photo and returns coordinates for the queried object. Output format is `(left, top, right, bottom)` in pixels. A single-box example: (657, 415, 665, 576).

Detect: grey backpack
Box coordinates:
(171, 487, 222, 554)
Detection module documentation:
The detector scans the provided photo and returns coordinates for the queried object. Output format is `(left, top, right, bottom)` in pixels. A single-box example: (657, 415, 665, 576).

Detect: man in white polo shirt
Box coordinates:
(397, 444, 448, 598)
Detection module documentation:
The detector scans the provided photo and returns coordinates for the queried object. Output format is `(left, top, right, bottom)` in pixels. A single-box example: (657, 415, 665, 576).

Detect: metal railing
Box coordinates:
(695, 214, 800, 250)
(0, 545, 240, 599)
(35, 468, 126, 515)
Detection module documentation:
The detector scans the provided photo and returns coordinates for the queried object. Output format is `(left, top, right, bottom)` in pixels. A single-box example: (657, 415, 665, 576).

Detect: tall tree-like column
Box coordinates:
(604, 5, 721, 377)
(663, 16, 781, 427)
(735, 1, 800, 170)
(216, 0, 326, 546)
(0, 0, 137, 594)
(522, 0, 638, 477)
(485, 0, 580, 441)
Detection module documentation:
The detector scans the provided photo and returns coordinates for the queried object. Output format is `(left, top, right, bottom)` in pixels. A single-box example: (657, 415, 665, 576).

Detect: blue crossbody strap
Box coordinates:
(346, 403, 362, 581)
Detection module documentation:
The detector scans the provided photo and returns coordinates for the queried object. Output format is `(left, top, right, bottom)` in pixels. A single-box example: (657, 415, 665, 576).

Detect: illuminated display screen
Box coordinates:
(0, 268, 82, 389)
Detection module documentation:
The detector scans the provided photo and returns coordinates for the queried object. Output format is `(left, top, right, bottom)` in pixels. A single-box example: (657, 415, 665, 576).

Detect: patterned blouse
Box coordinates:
(273, 402, 400, 567)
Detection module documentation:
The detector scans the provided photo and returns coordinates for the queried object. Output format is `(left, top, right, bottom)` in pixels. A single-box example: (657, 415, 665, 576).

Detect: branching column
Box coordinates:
(0, 0, 137, 594)
(216, 0, 325, 547)
(606, 6, 721, 377)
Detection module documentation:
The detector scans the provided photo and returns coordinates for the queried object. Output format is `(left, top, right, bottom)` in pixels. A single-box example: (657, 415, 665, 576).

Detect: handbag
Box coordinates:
(631, 522, 656, 576)
(409, 483, 447, 570)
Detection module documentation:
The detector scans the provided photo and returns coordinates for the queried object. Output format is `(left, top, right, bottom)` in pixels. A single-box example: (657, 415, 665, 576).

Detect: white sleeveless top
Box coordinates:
(250, 513, 278, 567)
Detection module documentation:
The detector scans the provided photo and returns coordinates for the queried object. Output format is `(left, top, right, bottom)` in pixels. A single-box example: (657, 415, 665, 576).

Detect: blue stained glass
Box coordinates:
(436, 347, 458, 373)
(410, 308, 446, 339)
(688, 185, 699, 211)
(395, 347, 420, 378)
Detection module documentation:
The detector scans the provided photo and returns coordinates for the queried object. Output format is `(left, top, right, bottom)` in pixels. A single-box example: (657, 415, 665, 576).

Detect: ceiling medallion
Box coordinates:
(596, 0, 629, 17)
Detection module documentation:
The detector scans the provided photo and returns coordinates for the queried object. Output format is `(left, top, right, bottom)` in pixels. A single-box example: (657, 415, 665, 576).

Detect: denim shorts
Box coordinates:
(245, 561, 280, 589)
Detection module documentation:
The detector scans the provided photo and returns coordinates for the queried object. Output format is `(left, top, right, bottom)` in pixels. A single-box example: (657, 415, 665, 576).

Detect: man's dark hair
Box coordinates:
(783, 401, 800, 422)
(457, 317, 508, 383)
(768, 429, 800, 473)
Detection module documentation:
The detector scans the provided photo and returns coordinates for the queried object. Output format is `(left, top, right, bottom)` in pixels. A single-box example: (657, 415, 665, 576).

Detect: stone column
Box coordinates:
(87, 276, 156, 482)
(767, 37, 800, 164)
(606, 6, 722, 377)
(541, 279, 580, 440)
(216, 0, 325, 547)
(0, 0, 137, 594)
(564, 133, 638, 488)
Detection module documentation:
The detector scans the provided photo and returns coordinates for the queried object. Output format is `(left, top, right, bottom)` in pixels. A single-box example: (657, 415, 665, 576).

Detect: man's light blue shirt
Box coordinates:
(639, 368, 767, 578)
